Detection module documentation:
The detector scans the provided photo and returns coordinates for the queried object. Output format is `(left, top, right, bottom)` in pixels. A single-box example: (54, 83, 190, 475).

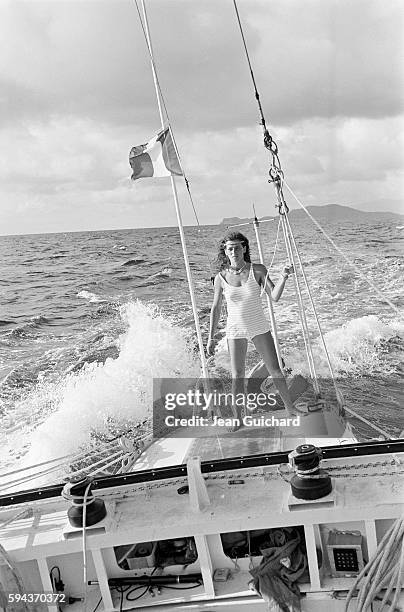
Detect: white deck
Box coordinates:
(0, 449, 403, 611)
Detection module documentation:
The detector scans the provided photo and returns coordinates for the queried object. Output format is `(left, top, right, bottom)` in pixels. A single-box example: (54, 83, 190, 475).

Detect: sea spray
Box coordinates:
(77, 290, 105, 303)
(286, 315, 403, 377)
(1, 221, 401, 481)
(321, 315, 403, 375)
(20, 301, 200, 467)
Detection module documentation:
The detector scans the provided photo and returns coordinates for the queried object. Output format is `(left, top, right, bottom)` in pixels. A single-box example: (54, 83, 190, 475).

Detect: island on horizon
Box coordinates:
(220, 201, 403, 226)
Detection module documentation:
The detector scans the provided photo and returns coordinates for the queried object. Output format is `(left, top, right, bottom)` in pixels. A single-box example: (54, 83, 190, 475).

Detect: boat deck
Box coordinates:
(0, 450, 403, 611)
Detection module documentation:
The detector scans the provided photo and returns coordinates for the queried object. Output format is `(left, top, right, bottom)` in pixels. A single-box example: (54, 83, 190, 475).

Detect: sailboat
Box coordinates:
(0, 2, 403, 611)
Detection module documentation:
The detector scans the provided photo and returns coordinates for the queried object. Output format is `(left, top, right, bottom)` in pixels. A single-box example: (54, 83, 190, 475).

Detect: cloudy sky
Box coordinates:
(0, 0, 403, 235)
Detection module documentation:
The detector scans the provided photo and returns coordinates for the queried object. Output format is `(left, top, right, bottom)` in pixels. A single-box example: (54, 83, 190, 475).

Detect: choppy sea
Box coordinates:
(0, 219, 403, 488)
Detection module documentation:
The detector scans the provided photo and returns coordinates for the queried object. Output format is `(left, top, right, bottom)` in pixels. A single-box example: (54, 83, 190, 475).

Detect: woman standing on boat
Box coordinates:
(207, 231, 296, 417)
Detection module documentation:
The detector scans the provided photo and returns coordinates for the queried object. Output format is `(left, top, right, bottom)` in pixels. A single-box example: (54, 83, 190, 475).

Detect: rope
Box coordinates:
(247, 530, 255, 570)
(0, 428, 153, 491)
(283, 180, 400, 316)
(82, 483, 92, 612)
(0, 432, 138, 482)
(284, 213, 345, 406)
(0, 446, 127, 493)
(0, 452, 79, 480)
(268, 217, 281, 270)
(341, 406, 395, 440)
(0, 507, 33, 529)
(281, 214, 319, 391)
(85, 452, 132, 478)
(0, 462, 76, 493)
(387, 522, 404, 612)
(258, 217, 282, 300)
(344, 517, 404, 612)
(60, 483, 94, 612)
(259, 217, 281, 302)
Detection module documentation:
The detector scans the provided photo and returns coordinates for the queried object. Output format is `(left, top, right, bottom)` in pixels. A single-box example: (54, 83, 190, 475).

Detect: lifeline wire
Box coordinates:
(0, 428, 144, 482)
(0, 427, 153, 492)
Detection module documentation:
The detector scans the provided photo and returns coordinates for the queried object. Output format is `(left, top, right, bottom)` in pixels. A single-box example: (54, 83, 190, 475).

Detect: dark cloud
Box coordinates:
(0, 0, 403, 234)
(1, 0, 402, 131)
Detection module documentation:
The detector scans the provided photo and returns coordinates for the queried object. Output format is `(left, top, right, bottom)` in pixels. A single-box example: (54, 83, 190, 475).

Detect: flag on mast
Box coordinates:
(129, 127, 182, 180)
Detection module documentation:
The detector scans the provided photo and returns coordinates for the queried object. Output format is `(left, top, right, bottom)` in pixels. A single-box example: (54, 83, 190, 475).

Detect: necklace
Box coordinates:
(228, 263, 247, 275)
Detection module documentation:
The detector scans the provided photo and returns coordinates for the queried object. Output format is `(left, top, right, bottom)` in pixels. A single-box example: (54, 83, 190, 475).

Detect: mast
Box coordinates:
(140, 0, 209, 380)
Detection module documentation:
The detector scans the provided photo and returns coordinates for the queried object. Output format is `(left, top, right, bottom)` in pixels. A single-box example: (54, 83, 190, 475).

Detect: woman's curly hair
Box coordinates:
(215, 231, 251, 271)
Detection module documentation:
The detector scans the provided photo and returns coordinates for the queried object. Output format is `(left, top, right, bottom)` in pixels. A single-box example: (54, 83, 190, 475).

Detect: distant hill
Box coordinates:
(222, 215, 274, 225)
(220, 202, 403, 226)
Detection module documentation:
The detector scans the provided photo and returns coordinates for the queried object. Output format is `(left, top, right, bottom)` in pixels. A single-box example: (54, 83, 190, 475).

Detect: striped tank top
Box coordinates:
(220, 264, 270, 340)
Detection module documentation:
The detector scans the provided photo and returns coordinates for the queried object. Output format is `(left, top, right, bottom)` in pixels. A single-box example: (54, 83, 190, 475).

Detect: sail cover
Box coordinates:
(129, 128, 182, 180)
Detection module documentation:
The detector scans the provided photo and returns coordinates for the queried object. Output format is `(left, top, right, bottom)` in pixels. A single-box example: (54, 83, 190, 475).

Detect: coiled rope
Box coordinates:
(344, 517, 404, 612)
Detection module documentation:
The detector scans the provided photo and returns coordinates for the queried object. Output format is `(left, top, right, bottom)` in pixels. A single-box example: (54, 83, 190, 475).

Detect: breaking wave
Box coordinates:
(288, 315, 403, 377)
(13, 301, 199, 467)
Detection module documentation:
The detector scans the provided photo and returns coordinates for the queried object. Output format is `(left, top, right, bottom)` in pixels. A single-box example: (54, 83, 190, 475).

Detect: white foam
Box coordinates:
(21, 301, 200, 467)
(77, 290, 104, 303)
(287, 315, 403, 376)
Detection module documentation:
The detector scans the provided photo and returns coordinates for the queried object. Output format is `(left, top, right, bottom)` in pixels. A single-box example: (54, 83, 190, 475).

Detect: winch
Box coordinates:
(288, 444, 332, 500)
(62, 476, 106, 528)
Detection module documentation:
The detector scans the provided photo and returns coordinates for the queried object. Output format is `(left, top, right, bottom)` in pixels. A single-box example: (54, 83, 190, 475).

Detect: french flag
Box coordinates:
(129, 128, 182, 180)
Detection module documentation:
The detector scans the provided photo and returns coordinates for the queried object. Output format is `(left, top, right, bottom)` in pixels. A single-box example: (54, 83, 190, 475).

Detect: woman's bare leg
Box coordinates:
(252, 331, 296, 416)
(227, 337, 248, 422)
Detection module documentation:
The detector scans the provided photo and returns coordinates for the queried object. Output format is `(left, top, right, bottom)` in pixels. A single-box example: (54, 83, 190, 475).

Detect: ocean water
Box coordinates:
(0, 219, 403, 487)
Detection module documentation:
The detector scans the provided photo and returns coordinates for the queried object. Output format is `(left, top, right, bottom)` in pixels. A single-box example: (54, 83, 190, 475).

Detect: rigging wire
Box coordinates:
(133, 0, 216, 278)
(280, 212, 319, 389)
(233, 0, 287, 196)
(284, 212, 343, 403)
(232, 0, 399, 426)
(283, 179, 400, 316)
(233, 0, 268, 136)
(233, 0, 323, 394)
(268, 217, 282, 271)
